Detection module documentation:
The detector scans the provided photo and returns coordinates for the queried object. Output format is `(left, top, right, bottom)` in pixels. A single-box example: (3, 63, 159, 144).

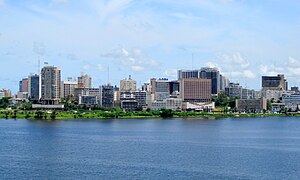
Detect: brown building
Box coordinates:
(236, 98, 267, 112)
(262, 74, 287, 91)
(179, 78, 211, 102)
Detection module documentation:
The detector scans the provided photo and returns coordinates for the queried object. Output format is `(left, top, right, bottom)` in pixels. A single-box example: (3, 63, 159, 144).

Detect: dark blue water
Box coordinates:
(1, 117, 300, 179)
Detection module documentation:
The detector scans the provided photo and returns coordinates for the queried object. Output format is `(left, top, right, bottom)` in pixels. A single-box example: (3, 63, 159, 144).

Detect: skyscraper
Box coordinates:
(41, 66, 61, 104)
(28, 74, 40, 100)
(100, 84, 114, 108)
(178, 68, 220, 95)
(19, 78, 29, 92)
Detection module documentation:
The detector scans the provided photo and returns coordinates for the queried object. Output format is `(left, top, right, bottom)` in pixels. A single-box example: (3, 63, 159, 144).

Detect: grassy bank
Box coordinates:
(0, 109, 292, 120)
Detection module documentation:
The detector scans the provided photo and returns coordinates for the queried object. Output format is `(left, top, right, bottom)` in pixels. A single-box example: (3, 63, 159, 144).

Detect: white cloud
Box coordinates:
(102, 47, 160, 73)
(219, 52, 250, 68)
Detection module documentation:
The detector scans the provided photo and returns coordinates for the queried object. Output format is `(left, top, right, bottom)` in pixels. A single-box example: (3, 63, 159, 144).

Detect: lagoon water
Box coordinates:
(1, 117, 300, 179)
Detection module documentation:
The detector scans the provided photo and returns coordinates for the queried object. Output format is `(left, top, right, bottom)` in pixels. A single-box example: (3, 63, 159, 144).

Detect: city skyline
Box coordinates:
(1, 0, 300, 93)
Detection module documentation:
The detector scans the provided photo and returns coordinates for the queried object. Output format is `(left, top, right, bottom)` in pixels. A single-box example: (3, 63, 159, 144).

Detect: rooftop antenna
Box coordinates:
(107, 65, 110, 85)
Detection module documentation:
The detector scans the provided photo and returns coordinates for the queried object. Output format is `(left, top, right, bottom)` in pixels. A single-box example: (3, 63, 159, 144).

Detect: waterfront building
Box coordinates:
(179, 78, 211, 103)
(78, 74, 92, 88)
(165, 98, 183, 111)
(100, 84, 114, 108)
(225, 83, 242, 99)
(17, 92, 28, 99)
(282, 93, 300, 111)
(182, 102, 215, 112)
(261, 90, 294, 101)
(28, 74, 40, 100)
(41, 66, 61, 105)
(0, 89, 4, 99)
(291, 86, 299, 92)
(142, 83, 151, 93)
(236, 98, 267, 112)
(169, 81, 180, 95)
(74, 87, 101, 105)
(152, 78, 170, 101)
(19, 78, 28, 92)
(178, 68, 220, 94)
(271, 103, 286, 113)
(120, 75, 136, 92)
(220, 74, 229, 92)
(79, 95, 98, 105)
(262, 74, 287, 91)
(134, 91, 147, 107)
(61, 80, 78, 98)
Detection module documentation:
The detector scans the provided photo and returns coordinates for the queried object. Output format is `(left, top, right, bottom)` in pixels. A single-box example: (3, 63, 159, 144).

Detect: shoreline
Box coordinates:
(0, 110, 293, 120)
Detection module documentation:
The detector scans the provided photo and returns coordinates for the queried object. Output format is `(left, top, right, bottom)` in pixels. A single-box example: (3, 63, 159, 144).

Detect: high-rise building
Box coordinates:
(100, 84, 114, 108)
(178, 68, 220, 94)
(120, 75, 136, 92)
(154, 78, 169, 101)
(28, 74, 40, 100)
(41, 66, 61, 104)
(179, 78, 211, 102)
(78, 74, 92, 88)
(19, 78, 29, 92)
(262, 74, 287, 91)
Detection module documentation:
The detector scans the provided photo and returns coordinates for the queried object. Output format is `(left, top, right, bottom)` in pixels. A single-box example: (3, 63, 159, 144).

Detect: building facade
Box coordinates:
(100, 84, 114, 108)
(178, 68, 220, 94)
(78, 74, 92, 88)
(120, 75, 136, 92)
(41, 66, 61, 104)
(236, 98, 267, 112)
(179, 78, 211, 102)
(262, 74, 287, 91)
(28, 74, 40, 100)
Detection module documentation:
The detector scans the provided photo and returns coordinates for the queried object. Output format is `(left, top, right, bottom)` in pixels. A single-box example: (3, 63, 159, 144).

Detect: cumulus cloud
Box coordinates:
(102, 47, 160, 73)
(219, 52, 250, 68)
(216, 52, 256, 80)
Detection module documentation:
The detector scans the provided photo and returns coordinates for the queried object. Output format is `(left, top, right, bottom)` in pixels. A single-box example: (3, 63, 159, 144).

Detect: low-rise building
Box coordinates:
(236, 98, 267, 112)
(182, 102, 215, 112)
(282, 93, 300, 111)
(271, 103, 286, 113)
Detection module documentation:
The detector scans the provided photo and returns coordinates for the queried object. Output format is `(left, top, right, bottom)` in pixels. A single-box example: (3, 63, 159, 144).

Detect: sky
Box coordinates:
(0, 0, 300, 93)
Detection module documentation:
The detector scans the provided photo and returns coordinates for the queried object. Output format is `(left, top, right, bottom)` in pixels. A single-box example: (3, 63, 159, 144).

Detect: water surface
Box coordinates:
(1, 117, 300, 179)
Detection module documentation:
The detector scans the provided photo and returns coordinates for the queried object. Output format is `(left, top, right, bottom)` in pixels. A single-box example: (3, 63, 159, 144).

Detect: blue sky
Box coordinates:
(0, 0, 300, 93)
